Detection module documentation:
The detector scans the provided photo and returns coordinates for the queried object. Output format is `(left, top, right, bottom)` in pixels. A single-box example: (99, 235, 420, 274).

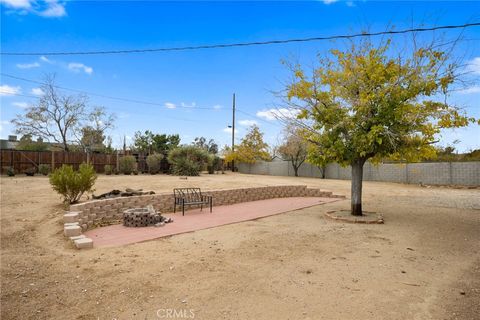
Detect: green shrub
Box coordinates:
(207, 155, 222, 174)
(49, 163, 97, 204)
(167, 146, 210, 176)
(119, 155, 137, 175)
(206, 154, 215, 174)
(104, 164, 113, 175)
(146, 153, 164, 174)
(38, 164, 51, 176)
(5, 167, 15, 176)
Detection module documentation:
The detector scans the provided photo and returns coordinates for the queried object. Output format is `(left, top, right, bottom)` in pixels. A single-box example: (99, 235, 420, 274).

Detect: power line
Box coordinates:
(0, 73, 225, 110)
(2, 92, 203, 123)
(2, 23, 479, 56)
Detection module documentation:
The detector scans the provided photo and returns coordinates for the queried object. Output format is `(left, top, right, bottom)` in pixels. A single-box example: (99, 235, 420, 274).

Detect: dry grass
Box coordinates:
(1, 173, 479, 320)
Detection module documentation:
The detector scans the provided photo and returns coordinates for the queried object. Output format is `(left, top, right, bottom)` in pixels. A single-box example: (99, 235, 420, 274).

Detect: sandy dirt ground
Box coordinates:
(1, 173, 479, 320)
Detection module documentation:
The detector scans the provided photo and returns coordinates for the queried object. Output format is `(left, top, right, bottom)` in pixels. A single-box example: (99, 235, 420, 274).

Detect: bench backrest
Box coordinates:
(173, 188, 203, 202)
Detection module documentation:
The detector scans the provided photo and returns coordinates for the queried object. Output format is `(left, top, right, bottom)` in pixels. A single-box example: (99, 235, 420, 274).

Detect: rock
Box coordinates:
(63, 212, 80, 223)
(74, 238, 93, 249)
(64, 225, 81, 237)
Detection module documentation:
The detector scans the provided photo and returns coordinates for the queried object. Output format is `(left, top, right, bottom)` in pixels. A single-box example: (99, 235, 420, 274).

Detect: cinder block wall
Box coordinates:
(69, 185, 338, 232)
(237, 161, 480, 186)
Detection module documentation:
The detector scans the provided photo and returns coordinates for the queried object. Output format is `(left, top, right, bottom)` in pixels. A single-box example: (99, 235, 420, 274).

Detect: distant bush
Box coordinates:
(24, 167, 36, 176)
(167, 146, 210, 176)
(207, 154, 216, 174)
(146, 153, 164, 174)
(104, 164, 113, 175)
(5, 167, 15, 176)
(38, 164, 51, 176)
(119, 156, 137, 175)
(49, 163, 97, 204)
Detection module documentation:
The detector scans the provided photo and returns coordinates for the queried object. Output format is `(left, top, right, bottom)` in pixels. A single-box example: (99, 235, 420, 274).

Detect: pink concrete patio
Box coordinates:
(85, 197, 341, 247)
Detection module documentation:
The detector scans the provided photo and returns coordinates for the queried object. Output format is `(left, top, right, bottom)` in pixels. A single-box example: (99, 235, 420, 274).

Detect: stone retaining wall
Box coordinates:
(68, 185, 338, 232)
(64, 185, 342, 249)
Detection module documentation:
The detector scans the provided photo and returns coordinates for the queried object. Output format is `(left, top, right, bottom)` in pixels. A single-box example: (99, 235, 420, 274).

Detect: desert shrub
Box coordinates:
(49, 163, 97, 204)
(119, 155, 137, 175)
(146, 153, 164, 174)
(38, 164, 51, 176)
(207, 154, 216, 174)
(104, 164, 113, 175)
(5, 167, 15, 176)
(167, 146, 210, 176)
(24, 167, 36, 176)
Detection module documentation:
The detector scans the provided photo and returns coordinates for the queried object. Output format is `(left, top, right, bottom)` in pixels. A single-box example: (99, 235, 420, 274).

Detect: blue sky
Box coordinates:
(1, 0, 479, 152)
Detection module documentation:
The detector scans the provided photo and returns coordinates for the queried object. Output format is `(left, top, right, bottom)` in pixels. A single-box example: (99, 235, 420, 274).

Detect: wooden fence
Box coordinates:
(0, 150, 164, 174)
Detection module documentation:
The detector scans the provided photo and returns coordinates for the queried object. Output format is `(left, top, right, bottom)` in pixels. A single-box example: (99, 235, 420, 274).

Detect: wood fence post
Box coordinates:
(51, 151, 55, 169)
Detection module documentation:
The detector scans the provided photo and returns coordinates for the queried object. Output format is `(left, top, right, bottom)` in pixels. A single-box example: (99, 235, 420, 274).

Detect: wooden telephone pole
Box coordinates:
(231, 93, 236, 172)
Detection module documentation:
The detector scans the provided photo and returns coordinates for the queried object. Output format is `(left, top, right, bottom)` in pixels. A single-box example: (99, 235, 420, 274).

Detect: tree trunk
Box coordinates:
(351, 158, 365, 216)
(319, 165, 326, 179)
(293, 164, 299, 177)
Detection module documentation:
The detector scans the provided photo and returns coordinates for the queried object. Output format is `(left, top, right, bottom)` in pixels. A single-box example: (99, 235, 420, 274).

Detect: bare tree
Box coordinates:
(12, 75, 115, 152)
(77, 107, 116, 152)
(277, 126, 308, 177)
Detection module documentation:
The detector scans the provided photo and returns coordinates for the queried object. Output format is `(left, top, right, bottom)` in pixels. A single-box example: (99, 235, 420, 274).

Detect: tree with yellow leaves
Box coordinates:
(283, 37, 476, 216)
(224, 125, 270, 164)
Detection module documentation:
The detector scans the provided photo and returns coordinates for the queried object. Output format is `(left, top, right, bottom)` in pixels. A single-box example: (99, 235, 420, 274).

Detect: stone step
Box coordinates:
(63, 211, 80, 223)
(64, 225, 82, 237)
(74, 237, 93, 249)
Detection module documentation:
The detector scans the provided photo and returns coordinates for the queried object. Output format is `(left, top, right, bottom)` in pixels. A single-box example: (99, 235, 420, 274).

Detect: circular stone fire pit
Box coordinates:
(123, 208, 162, 227)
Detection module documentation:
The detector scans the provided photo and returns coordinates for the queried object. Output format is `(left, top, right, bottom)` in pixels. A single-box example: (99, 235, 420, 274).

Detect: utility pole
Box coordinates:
(231, 93, 236, 172)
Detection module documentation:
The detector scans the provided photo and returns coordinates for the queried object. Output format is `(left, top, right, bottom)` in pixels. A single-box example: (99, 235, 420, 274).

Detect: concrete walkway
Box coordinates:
(84, 197, 340, 247)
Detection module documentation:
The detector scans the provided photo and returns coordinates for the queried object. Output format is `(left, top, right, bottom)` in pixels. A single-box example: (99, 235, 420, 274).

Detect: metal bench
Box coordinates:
(173, 188, 213, 216)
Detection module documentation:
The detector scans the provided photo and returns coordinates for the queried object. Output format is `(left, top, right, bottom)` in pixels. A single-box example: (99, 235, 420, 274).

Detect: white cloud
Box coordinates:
(0, 0, 66, 17)
(0, 85, 21, 96)
(40, 56, 53, 63)
(165, 102, 176, 109)
(238, 119, 258, 127)
(458, 85, 480, 94)
(68, 62, 93, 75)
(16, 61, 40, 69)
(322, 0, 338, 4)
(31, 87, 45, 96)
(223, 127, 238, 134)
(180, 102, 196, 108)
(0, 120, 11, 132)
(466, 57, 480, 75)
(12, 101, 29, 109)
(0, 0, 31, 9)
(213, 105, 222, 110)
(256, 108, 301, 121)
(346, 1, 355, 6)
(38, 0, 66, 17)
